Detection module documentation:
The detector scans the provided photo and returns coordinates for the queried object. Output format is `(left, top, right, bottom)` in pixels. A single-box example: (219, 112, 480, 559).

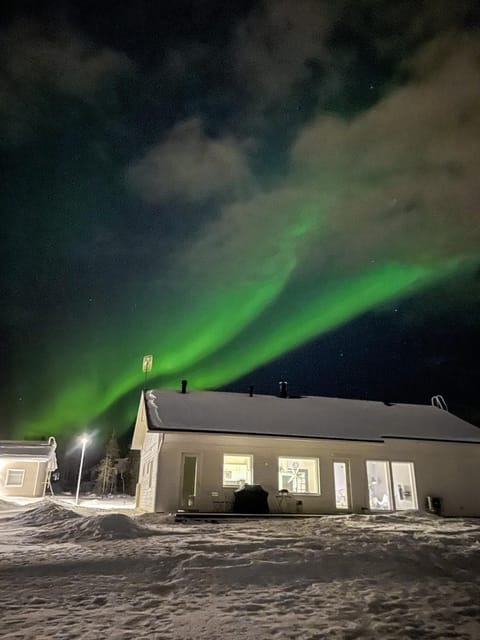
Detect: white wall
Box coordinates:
(150, 432, 480, 516)
(0, 459, 48, 497)
(137, 432, 161, 511)
(384, 438, 480, 517)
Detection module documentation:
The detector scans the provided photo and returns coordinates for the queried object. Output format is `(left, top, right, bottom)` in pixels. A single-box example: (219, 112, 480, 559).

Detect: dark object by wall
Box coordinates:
(426, 496, 442, 515)
(233, 484, 270, 514)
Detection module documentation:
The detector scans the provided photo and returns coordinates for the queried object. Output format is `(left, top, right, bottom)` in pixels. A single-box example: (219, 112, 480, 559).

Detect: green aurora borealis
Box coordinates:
(23, 252, 471, 438)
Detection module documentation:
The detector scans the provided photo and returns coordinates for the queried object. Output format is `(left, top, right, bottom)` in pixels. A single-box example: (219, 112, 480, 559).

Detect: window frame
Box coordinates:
(366, 460, 419, 512)
(366, 459, 393, 511)
(222, 453, 253, 488)
(391, 460, 418, 511)
(333, 460, 350, 510)
(277, 456, 321, 496)
(5, 468, 25, 488)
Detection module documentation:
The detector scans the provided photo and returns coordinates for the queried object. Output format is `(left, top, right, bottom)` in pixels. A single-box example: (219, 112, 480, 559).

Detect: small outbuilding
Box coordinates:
(131, 387, 480, 516)
(0, 438, 58, 498)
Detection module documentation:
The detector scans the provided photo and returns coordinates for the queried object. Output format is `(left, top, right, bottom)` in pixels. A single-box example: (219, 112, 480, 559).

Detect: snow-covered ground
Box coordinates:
(0, 499, 479, 639)
(0, 494, 135, 509)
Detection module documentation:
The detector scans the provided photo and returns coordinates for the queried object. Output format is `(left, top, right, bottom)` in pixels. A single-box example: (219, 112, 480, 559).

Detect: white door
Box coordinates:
(391, 462, 418, 510)
(366, 460, 393, 510)
(333, 461, 350, 510)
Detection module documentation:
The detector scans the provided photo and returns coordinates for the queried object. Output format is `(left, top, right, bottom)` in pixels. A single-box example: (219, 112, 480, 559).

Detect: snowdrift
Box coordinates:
(58, 513, 158, 541)
(13, 500, 81, 525)
(21, 506, 159, 542)
(0, 498, 16, 511)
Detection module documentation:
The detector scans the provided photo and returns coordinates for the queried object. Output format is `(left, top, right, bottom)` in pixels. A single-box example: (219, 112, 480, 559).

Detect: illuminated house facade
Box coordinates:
(131, 388, 480, 517)
(0, 438, 58, 498)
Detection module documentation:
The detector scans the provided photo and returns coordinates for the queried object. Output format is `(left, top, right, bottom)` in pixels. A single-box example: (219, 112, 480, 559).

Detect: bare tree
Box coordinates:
(95, 432, 120, 495)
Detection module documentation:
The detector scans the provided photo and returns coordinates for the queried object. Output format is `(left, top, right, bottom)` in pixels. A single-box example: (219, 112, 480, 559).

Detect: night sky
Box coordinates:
(1, 1, 479, 441)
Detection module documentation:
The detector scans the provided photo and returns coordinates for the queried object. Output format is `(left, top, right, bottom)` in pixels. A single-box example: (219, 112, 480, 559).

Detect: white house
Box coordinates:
(0, 438, 58, 498)
(131, 386, 480, 516)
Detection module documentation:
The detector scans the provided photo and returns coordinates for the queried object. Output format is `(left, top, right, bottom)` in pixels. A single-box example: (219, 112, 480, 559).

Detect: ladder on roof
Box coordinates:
(431, 395, 448, 411)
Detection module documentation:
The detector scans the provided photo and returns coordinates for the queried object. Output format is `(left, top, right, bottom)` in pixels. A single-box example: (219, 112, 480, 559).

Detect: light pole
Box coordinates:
(75, 435, 89, 506)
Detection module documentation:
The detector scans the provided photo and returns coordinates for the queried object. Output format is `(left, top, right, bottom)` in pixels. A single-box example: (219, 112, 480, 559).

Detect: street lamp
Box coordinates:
(75, 435, 90, 506)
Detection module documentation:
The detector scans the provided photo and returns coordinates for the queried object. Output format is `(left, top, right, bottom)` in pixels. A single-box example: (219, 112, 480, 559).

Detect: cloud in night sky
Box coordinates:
(1, 1, 479, 438)
(133, 33, 480, 281)
(127, 118, 254, 205)
(232, 0, 335, 106)
(0, 20, 132, 143)
(291, 34, 480, 265)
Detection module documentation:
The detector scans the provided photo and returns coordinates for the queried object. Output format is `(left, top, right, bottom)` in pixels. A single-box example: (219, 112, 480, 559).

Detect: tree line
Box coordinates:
(94, 431, 139, 495)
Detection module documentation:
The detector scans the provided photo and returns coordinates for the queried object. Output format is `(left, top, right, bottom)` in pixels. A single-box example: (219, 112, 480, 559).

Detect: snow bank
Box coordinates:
(135, 512, 176, 525)
(13, 499, 81, 525)
(32, 512, 159, 542)
(67, 513, 157, 541)
(10, 500, 161, 541)
(0, 498, 17, 511)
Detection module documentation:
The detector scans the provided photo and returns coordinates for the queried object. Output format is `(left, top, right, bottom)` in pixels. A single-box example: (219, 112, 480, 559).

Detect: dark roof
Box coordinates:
(144, 390, 480, 443)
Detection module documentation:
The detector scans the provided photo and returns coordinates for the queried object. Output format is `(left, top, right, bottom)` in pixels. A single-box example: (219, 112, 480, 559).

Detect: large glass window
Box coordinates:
(366, 460, 392, 510)
(223, 454, 253, 487)
(6, 469, 25, 487)
(391, 462, 418, 510)
(366, 460, 418, 511)
(278, 457, 320, 495)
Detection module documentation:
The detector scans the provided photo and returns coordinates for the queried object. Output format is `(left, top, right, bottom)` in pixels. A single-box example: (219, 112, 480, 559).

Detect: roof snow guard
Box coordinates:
(143, 390, 480, 443)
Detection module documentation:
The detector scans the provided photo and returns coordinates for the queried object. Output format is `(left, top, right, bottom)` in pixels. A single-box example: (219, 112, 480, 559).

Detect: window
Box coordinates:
(148, 461, 153, 489)
(278, 457, 320, 495)
(366, 460, 392, 510)
(333, 462, 349, 509)
(391, 462, 418, 510)
(6, 469, 25, 487)
(143, 460, 153, 488)
(366, 460, 418, 511)
(223, 454, 253, 487)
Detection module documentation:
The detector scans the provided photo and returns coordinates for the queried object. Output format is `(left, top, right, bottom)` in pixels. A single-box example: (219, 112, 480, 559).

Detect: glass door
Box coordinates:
(366, 460, 393, 510)
(391, 462, 418, 510)
(333, 462, 350, 510)
(181, 455, 198, 509)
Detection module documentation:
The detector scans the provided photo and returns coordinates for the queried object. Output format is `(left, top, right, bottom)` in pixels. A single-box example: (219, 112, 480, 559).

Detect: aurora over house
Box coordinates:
(1, 1, 479, 439)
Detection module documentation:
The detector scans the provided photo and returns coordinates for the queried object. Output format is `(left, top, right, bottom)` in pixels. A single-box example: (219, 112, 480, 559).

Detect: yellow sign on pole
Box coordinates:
(142, 354, 153, 373)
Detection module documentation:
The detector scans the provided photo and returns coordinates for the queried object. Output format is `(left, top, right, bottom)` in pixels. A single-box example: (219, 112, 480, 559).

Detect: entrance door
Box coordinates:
(366, 460, 393, 510)
(181, 455, 198, 509)
(333, 461, 350, 510)
(391, 462, 418, 510)
(366, 460, 418, 511)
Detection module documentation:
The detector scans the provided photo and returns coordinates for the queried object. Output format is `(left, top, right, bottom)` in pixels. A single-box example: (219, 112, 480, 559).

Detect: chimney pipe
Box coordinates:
(181, 379, 188, 394)
(248, 385, 254, 397)
(279, 381, 288, 398)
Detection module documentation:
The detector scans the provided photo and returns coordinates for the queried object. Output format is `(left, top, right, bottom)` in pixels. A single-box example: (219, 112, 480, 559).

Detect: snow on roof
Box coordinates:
(0, 440, 56, 461)
(144, 390, 480, 443)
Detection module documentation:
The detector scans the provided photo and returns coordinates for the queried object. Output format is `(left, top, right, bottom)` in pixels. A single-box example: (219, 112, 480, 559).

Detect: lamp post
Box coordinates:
(75, 435, 89, 506)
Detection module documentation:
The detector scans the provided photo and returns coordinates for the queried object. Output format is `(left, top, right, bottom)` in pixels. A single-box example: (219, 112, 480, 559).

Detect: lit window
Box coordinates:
(391, 462, 418, 511)
(366, 460, 392, 510)
(5, 469, 25, 487)
(278, 457, 320, 494)
(333, 462, 349, 510)
(223, 454, 253, 487)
